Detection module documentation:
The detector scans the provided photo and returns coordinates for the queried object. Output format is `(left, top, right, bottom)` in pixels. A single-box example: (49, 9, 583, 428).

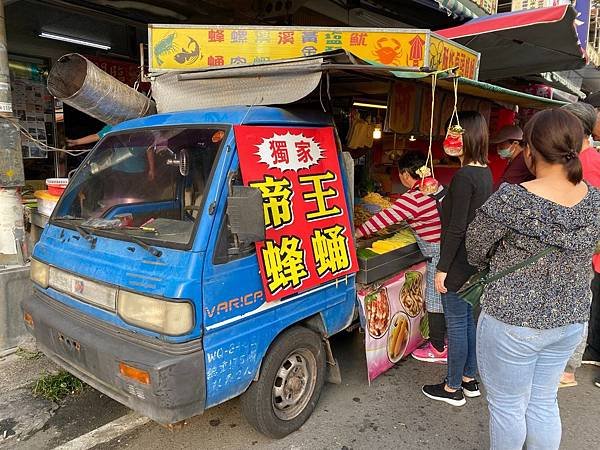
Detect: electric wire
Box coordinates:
(0, 116, 92, 156)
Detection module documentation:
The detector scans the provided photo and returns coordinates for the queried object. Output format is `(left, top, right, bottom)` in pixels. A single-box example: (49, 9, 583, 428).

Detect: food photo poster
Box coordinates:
(357, 262, 427, 382)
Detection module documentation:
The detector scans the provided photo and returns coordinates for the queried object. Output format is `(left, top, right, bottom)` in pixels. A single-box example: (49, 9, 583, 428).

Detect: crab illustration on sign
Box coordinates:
(175, 36, 201, 64)
(154, 32, 178, 66)
(255, 132, 324, 172)
(373, 37, 402, 65)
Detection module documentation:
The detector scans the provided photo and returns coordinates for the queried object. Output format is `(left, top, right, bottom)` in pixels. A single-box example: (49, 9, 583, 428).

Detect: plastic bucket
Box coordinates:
(46, 178, 69, 196)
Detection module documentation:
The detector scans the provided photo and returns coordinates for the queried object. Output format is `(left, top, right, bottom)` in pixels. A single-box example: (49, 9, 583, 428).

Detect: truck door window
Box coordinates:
(52, 127, 226, 249)
(214, 169, 257, 264)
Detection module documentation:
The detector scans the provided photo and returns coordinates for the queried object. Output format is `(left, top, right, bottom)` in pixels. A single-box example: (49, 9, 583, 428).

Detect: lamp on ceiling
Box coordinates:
(372, 125, 382, 140)
(353, 101, 387, 109)
(39, 32, 111, 50)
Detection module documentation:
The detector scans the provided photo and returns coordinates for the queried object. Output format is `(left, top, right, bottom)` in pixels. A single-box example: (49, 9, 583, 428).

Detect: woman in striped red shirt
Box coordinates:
(356, 152, 447, 363)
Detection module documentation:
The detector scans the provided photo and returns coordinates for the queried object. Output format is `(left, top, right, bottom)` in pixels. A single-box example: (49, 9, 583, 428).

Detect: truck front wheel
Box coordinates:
(241, 326, 326, 438)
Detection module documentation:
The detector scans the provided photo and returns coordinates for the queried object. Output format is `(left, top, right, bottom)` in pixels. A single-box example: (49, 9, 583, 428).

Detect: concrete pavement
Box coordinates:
(90, 330, 600, 450)
(0, 343, 128, 449)
(0, 343, 58, 445)
(2, 330, 598, 449)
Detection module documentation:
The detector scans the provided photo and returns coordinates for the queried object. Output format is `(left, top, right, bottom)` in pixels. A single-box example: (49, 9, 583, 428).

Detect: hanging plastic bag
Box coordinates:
(419, 72, 441, 195)
(443, 124, 464, 157)
(443, 78, 464, 157)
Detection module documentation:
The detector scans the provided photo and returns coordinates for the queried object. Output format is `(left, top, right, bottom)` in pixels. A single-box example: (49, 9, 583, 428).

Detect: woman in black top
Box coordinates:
(422, 111, 493, 406)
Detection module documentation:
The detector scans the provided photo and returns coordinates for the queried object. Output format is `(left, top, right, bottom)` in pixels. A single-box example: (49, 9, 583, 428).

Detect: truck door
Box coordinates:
(201, 155, 270, 408)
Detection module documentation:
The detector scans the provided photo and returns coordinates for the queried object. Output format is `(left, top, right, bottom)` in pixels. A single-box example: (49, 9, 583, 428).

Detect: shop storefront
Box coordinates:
(3, 0, 150, 258)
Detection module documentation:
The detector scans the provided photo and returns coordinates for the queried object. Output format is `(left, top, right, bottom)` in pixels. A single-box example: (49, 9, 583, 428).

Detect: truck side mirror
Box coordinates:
(227, 186, 265, 244)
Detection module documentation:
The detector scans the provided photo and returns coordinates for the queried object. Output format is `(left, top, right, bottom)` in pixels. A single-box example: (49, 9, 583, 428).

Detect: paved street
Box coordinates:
(3, 329, 599, 449)
(82, 330, 600, 450)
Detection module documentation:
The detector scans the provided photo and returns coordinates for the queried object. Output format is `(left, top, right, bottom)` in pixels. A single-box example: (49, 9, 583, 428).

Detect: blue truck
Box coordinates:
(23, 106, 359, 438)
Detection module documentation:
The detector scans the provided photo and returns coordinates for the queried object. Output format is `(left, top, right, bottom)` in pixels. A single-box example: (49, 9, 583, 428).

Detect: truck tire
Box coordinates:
(241, 326, 326, 438)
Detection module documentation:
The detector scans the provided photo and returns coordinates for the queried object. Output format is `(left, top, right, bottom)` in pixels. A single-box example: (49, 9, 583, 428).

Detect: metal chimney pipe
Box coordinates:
(47, 53, 156, 125)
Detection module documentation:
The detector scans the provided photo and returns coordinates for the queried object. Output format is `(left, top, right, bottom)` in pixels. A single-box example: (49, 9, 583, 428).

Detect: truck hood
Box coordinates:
(33, 224, 204, 342)
(35, 224, 202, 299)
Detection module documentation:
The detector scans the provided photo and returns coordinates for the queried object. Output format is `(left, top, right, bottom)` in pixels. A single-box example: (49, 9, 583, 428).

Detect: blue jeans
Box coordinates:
(477, 312, 584, 450)
(442, 292, 477, 389)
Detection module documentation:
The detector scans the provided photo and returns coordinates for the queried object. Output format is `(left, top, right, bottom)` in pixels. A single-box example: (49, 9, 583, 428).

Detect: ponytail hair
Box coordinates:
(523, 109, 584, 185)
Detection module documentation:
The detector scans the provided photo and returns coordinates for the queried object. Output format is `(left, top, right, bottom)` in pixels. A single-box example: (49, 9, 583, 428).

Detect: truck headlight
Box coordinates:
(117, 290, 194, 336)
(31, 258, 49, 288)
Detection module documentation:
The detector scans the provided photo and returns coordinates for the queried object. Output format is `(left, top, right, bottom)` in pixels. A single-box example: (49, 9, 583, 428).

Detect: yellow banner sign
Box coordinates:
(148, 25, 480, 80)
(429, 36, 479, 81)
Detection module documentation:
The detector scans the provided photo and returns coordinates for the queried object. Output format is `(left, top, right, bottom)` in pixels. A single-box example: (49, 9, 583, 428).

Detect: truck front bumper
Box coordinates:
(22, 290, 205, 424)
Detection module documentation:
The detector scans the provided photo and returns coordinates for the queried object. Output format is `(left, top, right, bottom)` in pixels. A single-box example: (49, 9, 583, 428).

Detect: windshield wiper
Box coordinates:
(60, 218, 161, 257)
(54, 215, 82, 220)
(75, 225, 97, 249)
(126, 232, 162, 258)
(108, 228, 163, 258)
(52, 216, 97, 249)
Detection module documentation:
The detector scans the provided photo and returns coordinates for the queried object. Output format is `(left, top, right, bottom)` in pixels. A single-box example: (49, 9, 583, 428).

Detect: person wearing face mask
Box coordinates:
(561, 103, 600, 188)
(490, 125, 534, 190)
(355, 152, 448, 364)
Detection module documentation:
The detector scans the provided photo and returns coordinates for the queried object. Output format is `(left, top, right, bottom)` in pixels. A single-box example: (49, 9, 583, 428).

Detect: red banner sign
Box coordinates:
(235, 125, 358, 302)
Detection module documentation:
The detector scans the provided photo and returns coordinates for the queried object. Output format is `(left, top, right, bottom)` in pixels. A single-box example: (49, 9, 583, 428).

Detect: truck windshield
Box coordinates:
(53, 126, 226, 248)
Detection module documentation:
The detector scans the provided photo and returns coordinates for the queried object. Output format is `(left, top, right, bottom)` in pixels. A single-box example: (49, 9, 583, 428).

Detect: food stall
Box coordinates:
(18, 13, 581, 433)
(145, 26, 467, 380)
(50, 25, 563, 384)
(145, 26, 564, 382)
(340, 71, 564, 380)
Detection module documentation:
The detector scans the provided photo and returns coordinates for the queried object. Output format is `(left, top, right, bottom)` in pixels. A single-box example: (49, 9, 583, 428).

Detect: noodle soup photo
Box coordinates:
(358, 262, 428, 382)
(400, 271, 424, 317)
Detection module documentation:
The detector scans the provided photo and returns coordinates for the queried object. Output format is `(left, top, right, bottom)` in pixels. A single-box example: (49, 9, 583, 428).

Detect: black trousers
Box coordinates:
(429, 312, 447, 352)
(588, 272, 600, 357)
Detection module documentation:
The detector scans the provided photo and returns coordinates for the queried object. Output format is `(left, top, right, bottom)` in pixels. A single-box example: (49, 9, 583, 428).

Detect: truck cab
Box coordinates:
(23, 106, 356, 438)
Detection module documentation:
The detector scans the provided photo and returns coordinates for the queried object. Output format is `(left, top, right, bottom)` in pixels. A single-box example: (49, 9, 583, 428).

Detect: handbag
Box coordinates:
(458, 246, 556, 308)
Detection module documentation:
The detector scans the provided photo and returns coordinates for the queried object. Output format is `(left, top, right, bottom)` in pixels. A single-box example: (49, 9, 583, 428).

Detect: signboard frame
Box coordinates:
(148, 25, 480, 80)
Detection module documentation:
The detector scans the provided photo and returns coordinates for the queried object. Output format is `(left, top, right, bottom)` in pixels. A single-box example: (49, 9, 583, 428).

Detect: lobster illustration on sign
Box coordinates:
(372, 37, 402, 65)
(154, 32, 177, 66)
(175, 37, 201, 65)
